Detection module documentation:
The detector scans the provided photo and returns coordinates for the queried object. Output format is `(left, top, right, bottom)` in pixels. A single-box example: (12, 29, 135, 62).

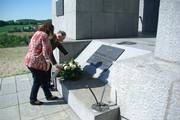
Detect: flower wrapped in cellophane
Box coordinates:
(58, 59, 82, 80)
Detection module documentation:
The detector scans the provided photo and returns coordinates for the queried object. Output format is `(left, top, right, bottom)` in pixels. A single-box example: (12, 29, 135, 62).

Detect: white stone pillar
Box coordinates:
(155, 0, 180, 64)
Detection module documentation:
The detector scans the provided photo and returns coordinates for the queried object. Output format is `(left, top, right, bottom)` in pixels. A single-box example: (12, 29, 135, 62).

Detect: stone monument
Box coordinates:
(57, 40, 151, 120)
(155, 0, 180, 64)
(52, 0, 139, 39)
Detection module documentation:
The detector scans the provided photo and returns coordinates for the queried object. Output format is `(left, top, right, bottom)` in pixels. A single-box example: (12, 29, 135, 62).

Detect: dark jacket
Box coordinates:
(51, 39, 68, 65)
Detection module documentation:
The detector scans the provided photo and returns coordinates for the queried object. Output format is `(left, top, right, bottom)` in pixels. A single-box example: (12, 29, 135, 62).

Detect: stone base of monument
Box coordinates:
(108, 54, 180, 120)
(57, 73, 119, 120)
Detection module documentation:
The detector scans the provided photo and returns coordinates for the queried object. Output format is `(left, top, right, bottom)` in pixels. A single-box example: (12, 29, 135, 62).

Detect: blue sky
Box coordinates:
(0, 0, 51, 21)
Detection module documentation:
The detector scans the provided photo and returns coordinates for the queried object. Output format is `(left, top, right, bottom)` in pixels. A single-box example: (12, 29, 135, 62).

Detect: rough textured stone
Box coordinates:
(165, 82, 180, 120)
(74, 40, 180, 120)
(155, 0, 180, 63)
(107, 54, 180, 120)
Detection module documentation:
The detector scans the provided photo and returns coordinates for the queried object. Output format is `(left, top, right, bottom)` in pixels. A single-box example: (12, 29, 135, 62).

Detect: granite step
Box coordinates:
(56, 74, 119, 120)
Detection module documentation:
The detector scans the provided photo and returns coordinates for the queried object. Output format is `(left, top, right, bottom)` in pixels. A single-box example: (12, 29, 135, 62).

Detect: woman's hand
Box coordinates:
(55, 64, 62, 72)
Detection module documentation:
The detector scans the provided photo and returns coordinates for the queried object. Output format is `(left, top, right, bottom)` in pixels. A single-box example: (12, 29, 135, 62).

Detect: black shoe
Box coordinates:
(49, 87, 57, 91)
(30, 100, 44, 105)
(46, 96, 59, 101)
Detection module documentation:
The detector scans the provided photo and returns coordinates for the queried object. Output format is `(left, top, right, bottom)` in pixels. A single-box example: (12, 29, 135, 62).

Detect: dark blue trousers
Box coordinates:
(28, 67, 52, 102)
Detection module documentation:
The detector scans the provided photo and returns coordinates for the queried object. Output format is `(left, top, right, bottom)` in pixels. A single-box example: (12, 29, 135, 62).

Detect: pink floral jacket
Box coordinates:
(25, 31, 52, 71)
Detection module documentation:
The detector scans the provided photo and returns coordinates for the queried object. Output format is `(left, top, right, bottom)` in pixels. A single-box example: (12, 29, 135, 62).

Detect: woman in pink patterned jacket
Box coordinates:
(25, 22, 59, 105)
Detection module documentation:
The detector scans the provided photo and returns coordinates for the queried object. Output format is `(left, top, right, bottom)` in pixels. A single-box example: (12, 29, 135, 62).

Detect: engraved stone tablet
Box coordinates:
(56, 0, 64, 16)
(87, 45, 125, 70)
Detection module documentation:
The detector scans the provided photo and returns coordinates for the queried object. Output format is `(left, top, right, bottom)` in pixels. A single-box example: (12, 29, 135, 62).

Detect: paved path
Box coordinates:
(0, 74, 80, 120)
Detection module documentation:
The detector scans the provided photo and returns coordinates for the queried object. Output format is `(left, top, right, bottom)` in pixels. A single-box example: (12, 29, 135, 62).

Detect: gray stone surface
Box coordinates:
(76, 0, 103, 12)
(91, 13, 115, 38)
(73, 40, 180, 119)
(0, 78, 2, 89)
(107, 54, 180, 120)
(16, 80, 31, 92)
(2, 76, 16, 84)
(155, 0, 180, 63)
(0, 105, 20, 120)
(0, 74, 80, 120)
(0, 77, 17, 95)
(44, 111, 69, 120)
(87, 45, 125, 70)
(39, 100, 64, 116)
(64, 0, 76, 13)
(19, 102, 43, 120)
(52, 0, 76, 39)
(165, 81, 180, 120)
(57, 74, 119, 120)
(76, 12, 91, 39)
(114, 13, 138, 37)
(59, 40, 91, 63)
(64, 108, 81, 120)
(33, 117, 46, 120)
(52, 0, 139, 39)
(76, 40, 151, 78)
(58, 37, 155, 64)
(0, 82, 16, 95)
(0, 93, 18, 108)
(17, 90, 31, 104)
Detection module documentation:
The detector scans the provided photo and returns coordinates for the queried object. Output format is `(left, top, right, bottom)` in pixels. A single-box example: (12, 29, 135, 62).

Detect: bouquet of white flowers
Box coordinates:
(58, 59, 83, 80)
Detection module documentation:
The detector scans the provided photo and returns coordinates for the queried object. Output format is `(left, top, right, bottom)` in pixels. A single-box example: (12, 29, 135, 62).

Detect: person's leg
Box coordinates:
(28, 68, 42, 104)
(40, 69, 53, 99)
(41, 69, 58, 100)
(47, 65, 53, 89)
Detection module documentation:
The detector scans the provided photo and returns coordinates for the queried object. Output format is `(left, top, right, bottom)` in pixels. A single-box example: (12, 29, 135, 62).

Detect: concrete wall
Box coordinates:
(52, 0, 76, 38)
(52, 0, 140, 40)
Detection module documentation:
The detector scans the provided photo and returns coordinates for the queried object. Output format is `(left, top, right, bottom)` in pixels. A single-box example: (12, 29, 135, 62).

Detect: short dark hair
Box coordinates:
(39, 22, 54, 36)
(58, 30, 66, 37)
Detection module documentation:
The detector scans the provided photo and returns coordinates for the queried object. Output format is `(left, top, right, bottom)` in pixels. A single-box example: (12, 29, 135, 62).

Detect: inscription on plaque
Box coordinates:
(56, 0, 64, 16)
(87, 45, 125, 70)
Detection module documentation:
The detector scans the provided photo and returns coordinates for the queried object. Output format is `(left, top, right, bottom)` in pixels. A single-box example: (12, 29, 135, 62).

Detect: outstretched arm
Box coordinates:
(57, 42, 68, 55)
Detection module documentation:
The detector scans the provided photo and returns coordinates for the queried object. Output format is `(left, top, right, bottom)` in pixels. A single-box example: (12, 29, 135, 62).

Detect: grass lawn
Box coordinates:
(0, 24, 36, 33)
(0, 46, 29, 77)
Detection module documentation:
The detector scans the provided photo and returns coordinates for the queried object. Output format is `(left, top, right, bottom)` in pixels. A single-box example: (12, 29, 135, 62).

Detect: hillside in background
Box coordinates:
(0, 19, 52, 27)
(0, 19, 52, 48)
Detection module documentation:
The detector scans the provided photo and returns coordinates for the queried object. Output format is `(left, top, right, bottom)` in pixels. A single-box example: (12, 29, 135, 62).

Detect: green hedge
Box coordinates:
(0, 33, 31, 48)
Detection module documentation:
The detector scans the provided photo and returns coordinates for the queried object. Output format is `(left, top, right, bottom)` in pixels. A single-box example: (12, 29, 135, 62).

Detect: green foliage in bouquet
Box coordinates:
(59, 59, 83, 80)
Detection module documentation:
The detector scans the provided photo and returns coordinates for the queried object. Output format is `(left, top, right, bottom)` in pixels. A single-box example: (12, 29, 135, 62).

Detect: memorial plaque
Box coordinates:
(87, 45, 125, 70)
(56, 0, 64, 16)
